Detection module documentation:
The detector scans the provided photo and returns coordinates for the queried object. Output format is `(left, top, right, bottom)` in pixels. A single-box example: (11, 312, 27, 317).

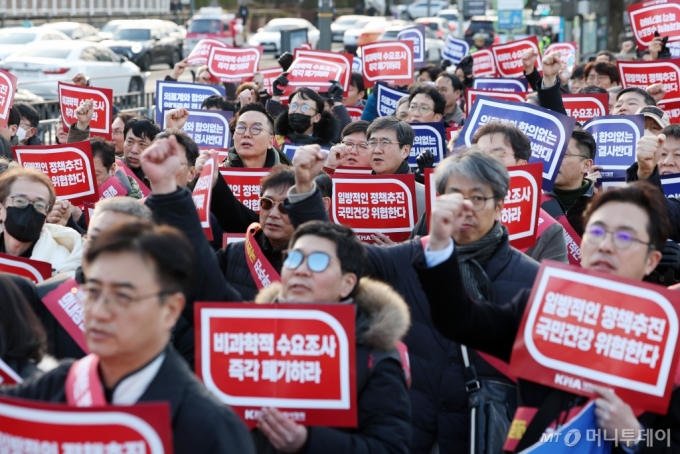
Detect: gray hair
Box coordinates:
(366, 116, 415, 147)
(434, 148, 510, 203)
(92, 196, 152, 221)
(396, 95, 410, 110)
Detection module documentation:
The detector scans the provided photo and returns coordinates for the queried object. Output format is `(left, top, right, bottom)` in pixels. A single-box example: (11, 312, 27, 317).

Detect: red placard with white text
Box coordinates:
(220, 168, 270, 213)
(504, 163, 542, 250)
(294, 49, 352, 95)
(14, 141, 98, 205)
(659, 100, 680, 123)
(259, 67, 283, 96)
(208, 46, 263, 83)
(0, 252, 52, 283)
(510, 261, 680, 414)
(360, 41, 414, 88)
(285, 49, 352, 95)
(562, 94, 610, 123)
(471, 48, 497, 77)
(627, 0, 680, 50)
(0, 69, 18, 129)
(195, 303, 357, 429)
(193, 152, 217, 240)
(186, 38, 228, 66)
(491, 36, 543, 79)
(0, 396, 173, 453)
(41, 278, 90, 354)
(116, 159, 151, 197)
(465, 89, 528, 115)
(346, 106, 364, 122)
(98, 176, 128, 200)
(618, 59, 680, 103)
(330, 174, 416, 243)
(298, 42, 313, 50)
(0, 359, 22, 386)
(545, 42, 578, 71)
(58, 82, 113, 140)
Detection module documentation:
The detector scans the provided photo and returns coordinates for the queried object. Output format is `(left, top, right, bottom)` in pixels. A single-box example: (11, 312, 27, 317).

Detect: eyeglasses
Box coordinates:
(283, 250, 332, 272)
(9, 196, 50, 215)
(465, 195, 495, 211)
(234, 123, 271, 136)
(564, 153, 589, 159)
(260, 197, 287, 214)
(289, 103, 316, 114)
(583, 225, 653, 250)
(82, 285, 172, 312)
(408, 104, 433, 114)
(367, 139, 402, 150)
(341, 140, 369, 151)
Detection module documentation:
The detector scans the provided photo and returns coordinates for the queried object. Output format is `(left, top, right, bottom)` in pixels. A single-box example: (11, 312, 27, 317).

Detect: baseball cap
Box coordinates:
(637, 105, 670, 129)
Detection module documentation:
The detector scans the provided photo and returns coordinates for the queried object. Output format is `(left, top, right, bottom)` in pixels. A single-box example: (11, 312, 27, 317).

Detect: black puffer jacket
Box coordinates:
(274, 109, 339, 148)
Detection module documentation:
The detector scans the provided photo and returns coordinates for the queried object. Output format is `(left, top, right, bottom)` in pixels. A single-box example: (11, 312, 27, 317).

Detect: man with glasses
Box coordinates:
(406, 85, 446, 124)
(324, 121, 372, 170)
(272, 88, 338, 148)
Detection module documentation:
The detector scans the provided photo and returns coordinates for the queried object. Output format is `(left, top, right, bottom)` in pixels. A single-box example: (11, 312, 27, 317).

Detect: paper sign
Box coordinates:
(98, 175, 128, 200)
(330, 174, 416, 243)
(597, 177, 628, 192)
(58, 82, 113, 140)
(0, 252, 52, 282)
(504, 163, 543, 250)
(286, 49, 352, 95)
(409, 122, 446, 168)
(492, 36, 543, 79)
(219, 168, 270, 213)
(397, 24, 426, 68)
(465, 89, 528, 115)
(186, 38, 228, 66)
(472, 77, 528, 92)
(456, 96, 575, 191)
(195, 303, 357, 429)
(545, 42, 578, 71)
(259, 67, 283, 96)
(510, 261, 680, 414)
(562, 94, 610, 123)
(618, 59, 680, 103)
(659, 100, 680, 123)
(208, 46, 263, 83)
(375, 82, 409, 117)
(0, 359, 22, 386)
(15, 141, 98, 205)
(162, 108, 232, 154)
(584, 115, 644, 179)
(361, 41, 414, 88)
(442, 36, 470, 66)
(0, 396, 173, 453)
(222, 233, 246, 248)
(155, 80, 226, 125)
(41, 278, 89, 354)
(660, 173, 680, 198)
(281, 143, 330, 161)
(471, 49, 497, 77)
(346, 106, 364, 122)
(116, 159, 151, 197)
(627, 0, 680, 50)
(0, 69, 18, 129)
(192, 151, 217, 240)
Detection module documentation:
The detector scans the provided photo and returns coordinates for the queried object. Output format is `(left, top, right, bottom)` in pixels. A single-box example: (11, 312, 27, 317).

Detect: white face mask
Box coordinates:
(15, 126, 26, 142)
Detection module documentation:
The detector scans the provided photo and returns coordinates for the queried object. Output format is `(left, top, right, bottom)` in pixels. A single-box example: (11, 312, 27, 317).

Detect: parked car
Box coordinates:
(331, 15, 365, 42)
(248, 18, 320, 54)
(464, 16, 498, 47)
(99, 20, 136, 40)
(343, 17, 389, 54)
(436, 8, 459, 35)
(41, 22, 101, 41)
(415, 17, 450, 40)
(0, 27, 70, 61)
(184, 7, 244, 58)
(102, 24, 182, 70)
(1, 41, 142, 99)
(402, 0, 449, 20)
(378, 24, 444, 62)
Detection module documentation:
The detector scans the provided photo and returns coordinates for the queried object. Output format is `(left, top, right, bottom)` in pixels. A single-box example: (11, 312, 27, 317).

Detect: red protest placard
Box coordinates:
(195, 303, 357, 429)
(659, 100, 680, 123)
(0, 252, 52, 282)
(545, 42, 578, 70)
(628, 0, 680, 50)
(330, 174, 417, 243)
(116, 159, 151, 197)
(492, 36, 543, 79)
(58, 82, 113, 140)
(208, 46, 263, 83)
(360, 41, 414, 88)
(471, 48, 497, 78)
(186, 38, 228, 66)
(504, 163, 542, 250)
(0, 69, 18, 129)
(0, 359, 22, 386)
(98, 175, 128, 200)
(294, 49, 352, 95)
(14, 141, 98, 205)
(466, 89, 528, 115)
(562, 94, 610, 123)
(0, 396, 173, 453)
(193, 151, 217, 240)
(41, 278, 90, 354)
(618, 59, 680, 103)
(285, 49, 352, 95)
(220, 168, 269, 213)
(259, 67, 282, 96)
(346, 106, 364, 122)
(510, 261, 680, 413)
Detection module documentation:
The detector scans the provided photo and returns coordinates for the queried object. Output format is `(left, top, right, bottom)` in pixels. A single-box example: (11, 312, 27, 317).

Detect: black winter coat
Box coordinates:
(274, 108, 339, 148)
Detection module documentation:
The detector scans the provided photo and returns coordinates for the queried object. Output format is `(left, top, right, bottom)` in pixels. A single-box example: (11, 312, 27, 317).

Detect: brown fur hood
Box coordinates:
(254, 278, 411, 351)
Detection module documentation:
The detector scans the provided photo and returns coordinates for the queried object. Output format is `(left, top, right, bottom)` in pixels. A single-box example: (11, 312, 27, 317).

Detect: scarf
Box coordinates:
(455, 221, 505, 301)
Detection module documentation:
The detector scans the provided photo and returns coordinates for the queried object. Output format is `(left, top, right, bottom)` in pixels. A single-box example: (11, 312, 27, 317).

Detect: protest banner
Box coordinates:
(627, 0, 680, 50)
(116, 159, 151, 197)
(409, 122, 446, 168)
(207, 46, 263, 83)
(186, 38, 228, 66)
(286, 49, 352, 95)
(41, 278, 89, 354)
(472, 77, 528, 92)
(333, 166, 373, 175)
(346, 106, 364, 122)
(660, 173, 680, 198)
(618, 59, 680, 103)
(504, 163, 543, 250)
(259, 67, 283, 96)
(659, 100, 680, 123)
(361, 41, 414, 88)
(0, 359, 22, 386)
(375, 82, 409, 117)
(471, 49, 497, 77)
(220, 168, 270, 213)
(0, 396, 173, 453)
(330, 174, 416, 243)
(195, 303, 357, 428)
(510, 261, 680, 414)
(597, 177, 628, 192)
(98, 175, 128, 200)
(193, 151, 217, 240)
(584, 115, 645, 179)
(58, 82, 113, 140)
(14, 141, 98, 205)
(0, 69, 18, 128)
(442, 36, 470, 66)
(397, 24, 426, 68)
(492, 36, 543, 79)
(562, 94, 610, 123)
(465, 89, 527, 115)
(0, 253, 52, 283)
(155, 80, 226, 125)
(281, 143, 331, 161)
(352, 56, 362, 73)
(162, 108, 232, 155)
(456, 96, 575, 191)
(545, 42, 578, 71)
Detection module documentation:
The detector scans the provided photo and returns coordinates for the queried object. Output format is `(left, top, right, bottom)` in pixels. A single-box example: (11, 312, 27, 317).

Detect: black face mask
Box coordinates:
(3, 206, 46, 243)
(288, 113, 313, 134)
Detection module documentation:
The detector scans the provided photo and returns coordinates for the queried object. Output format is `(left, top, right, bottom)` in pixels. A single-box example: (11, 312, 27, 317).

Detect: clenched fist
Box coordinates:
(292, 145, 328, 194)
(75, 99, 94, 130)
(636, 133, 665, 181)
(165, 107, 190, 130)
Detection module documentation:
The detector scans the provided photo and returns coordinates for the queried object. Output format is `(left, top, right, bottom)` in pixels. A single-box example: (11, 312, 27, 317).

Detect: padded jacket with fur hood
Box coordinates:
(274, 109, 339, 149)
(251, 278, 413, 454)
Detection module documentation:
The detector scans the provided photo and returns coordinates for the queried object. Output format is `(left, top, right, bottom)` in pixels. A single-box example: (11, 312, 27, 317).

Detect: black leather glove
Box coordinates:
(328, 80, 343, 103)
(414, 149, 435, 184)
(278, 52, 294, 71)
(659, 240, 680, 270)
(272, 73, 289, 96)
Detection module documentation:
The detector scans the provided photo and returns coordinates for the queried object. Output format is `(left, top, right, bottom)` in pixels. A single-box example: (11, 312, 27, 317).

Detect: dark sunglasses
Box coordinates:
(259, 197, 287, 214)
(283, 250, 332, 273)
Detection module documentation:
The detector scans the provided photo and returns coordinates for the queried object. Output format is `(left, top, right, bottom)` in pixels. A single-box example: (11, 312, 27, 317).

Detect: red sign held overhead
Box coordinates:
(285, 49, 352, 95)
(659, 100, 680, 123)
(465, 89, 528, 115)
(58, 82, 113, 140)
(471, 49, 497, 78)
(628, 0, 680, 50)
(220, 168, 269, 213)
(491, 36, 543, 79)
(510, 261, 680, 414)
(618, 59, 680, 103)
(186, 38, 228, 66)
(0, 69, 18, 129)
(193, 151, 218, 240)
(562, 94, 610, 123)
(208, 46, 263, 83)
(259, 67, 283, 96)
(14, 141, 98, 205)
(0, 252, 52, 283)
(545, 42, 578, 70)
(360, 41, 414, 88)
(195, 303, 357, 429)
(504, 163, 542, 250)
(346, 106, 364, 122)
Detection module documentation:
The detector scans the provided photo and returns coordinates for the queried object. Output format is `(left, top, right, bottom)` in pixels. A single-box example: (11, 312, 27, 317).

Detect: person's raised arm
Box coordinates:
(283, 144, 331, 225)
(67, 99, 93, 143)
(534, 51, 568, 116)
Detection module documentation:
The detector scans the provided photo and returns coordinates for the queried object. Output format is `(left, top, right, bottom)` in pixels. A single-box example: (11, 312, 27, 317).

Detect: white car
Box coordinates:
(403, 0, 450, 19)
(415, 17, 451, 40)
(98, 19, 138, 40)
(41, 22, 101, 41)
(331, 15, 365, 42)
(1, 41, 142, 99)
(248, 18, 319, 54)
(0, 28, 71, 61)
(343, 17, 389, 53)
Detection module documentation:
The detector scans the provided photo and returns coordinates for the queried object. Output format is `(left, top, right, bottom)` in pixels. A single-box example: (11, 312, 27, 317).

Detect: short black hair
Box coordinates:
(90, 137, 116, 170)
(0, 274, 46, 363)
(616, 87, 657, 106)
(201, 95, 235, 111)
(7, 106, 20, 128)
(261, 164, 295, 194)
(14, 102, 40, 128)
(408, 85, 446, 115)
(341, 120, 369, 139)
(315, 172, 332, 198)
(351, 71, 365, 95)
(571, 130, 596, 160)
(472, 122, 532, 162)
(571, 64, 585, 81)
(124, 117, 160, 142)
(289, 88, 325, 114)
(592, 62, 620, 85)
(366, 117, 415, 147)
(578, 85, 608, 94)
(662, 124, 680, 140)
(436, 72, 463, 91)
(418, 65, 442, 81)
(234, 102, 275, 136)
(156, 129, 199, 166)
